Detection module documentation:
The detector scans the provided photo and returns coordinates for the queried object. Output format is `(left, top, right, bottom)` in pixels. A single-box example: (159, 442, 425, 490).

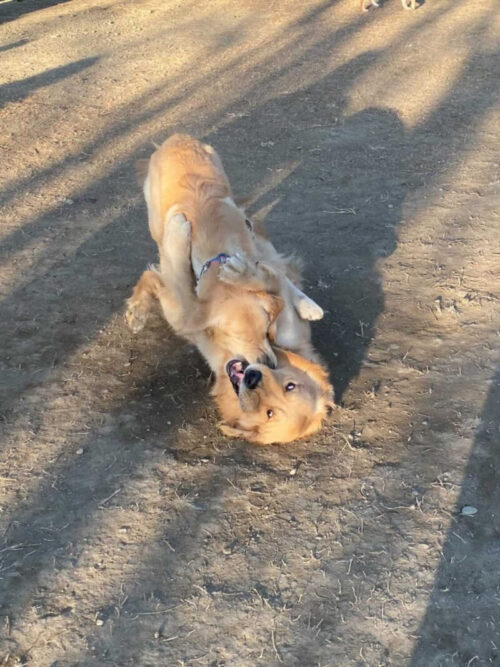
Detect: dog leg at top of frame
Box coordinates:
(360, 0, 379, 11)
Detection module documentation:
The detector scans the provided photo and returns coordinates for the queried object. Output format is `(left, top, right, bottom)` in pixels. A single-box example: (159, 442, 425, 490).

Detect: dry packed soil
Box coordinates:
(0, 0, 499, 665)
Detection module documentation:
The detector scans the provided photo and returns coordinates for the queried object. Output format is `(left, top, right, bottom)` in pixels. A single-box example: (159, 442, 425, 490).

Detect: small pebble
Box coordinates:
(95, 619, 104, 626)
(76, 448, 84, 455)
(460, 505, 478, 516)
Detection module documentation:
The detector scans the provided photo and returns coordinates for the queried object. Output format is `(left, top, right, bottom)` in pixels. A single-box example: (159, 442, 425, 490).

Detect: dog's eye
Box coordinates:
(266, 409, 274, 419)
(285, 382, 296, 392)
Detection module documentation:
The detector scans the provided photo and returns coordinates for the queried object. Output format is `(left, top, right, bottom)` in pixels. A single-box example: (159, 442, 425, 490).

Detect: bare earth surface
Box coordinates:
(1, 0, 499, 665)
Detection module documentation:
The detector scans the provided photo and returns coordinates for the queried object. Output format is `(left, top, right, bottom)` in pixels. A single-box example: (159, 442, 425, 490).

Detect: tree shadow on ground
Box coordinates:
(410, 365, 500, 667)
(0, 57, 98, 110)
(0, 314, 213, 661)
(0, 201, 150, 414)
(0, 0, 70, 26)
(0, 37, 29, 52)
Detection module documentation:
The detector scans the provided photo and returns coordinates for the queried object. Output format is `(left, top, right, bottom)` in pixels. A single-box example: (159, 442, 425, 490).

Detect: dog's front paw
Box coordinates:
(125, 298, 149, 333)
(297, 295, 324, 321)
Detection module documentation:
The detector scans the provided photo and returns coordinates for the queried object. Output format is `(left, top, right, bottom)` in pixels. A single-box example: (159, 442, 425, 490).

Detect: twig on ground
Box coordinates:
(98, 488, 121, 508)
(271, 628, 284, 663)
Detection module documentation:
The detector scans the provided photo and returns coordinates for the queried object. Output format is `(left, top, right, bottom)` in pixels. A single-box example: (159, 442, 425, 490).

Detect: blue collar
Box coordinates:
(197, 252, 230, 284)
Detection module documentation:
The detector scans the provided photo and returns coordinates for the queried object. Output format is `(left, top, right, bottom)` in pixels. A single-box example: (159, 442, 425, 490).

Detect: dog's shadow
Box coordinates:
(207, 68, 408, 403)
(295, 106, 407, 404)
(266, 107, 406, 404)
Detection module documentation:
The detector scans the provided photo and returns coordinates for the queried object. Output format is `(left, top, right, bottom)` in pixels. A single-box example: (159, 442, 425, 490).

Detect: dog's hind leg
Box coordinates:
(285, 278, 324, 321)
(126, 212, 196, 333)
(125, 269, 164, 333)
(126, 264, 206, 336)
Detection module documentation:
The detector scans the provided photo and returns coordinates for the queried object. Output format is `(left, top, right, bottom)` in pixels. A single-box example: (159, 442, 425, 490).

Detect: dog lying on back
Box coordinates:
(126, 134, 333, 444)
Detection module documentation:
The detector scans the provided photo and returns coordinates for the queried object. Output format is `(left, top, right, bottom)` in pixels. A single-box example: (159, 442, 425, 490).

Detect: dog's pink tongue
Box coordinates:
(232, 361, 245, 380)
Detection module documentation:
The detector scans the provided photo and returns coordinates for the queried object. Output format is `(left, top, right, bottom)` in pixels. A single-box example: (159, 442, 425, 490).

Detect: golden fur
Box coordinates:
(126, 134, 333, 444)
(214, 349, 334, 445)
(131, 134, 283, 368)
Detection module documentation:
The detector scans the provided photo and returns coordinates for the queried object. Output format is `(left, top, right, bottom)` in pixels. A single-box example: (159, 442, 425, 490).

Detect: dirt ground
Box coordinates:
(1, 0, 499, 665)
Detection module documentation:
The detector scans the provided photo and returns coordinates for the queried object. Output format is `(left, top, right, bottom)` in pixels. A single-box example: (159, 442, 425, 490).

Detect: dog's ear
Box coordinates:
(219, 422, 262, 443)
(252, 217, 268, 239)
(135, 158, 149, 186)
(233, 194, 252, 209)
(251, 198, 281, 239)
(325, 397, 336, 419)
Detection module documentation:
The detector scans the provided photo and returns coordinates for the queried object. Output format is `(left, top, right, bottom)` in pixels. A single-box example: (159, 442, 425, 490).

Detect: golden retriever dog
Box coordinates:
(128, 134, 283, 369)
(215, 348, 334, 444)
(126, 134, 333, 444)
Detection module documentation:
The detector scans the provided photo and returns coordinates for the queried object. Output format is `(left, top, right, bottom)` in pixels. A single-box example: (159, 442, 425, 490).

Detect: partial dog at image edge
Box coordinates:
(360, 0, 416, 12)
(126, 134, 334, 444)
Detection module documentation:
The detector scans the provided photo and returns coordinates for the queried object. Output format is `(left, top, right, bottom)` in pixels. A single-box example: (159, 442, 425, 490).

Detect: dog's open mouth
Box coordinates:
(226, 358, 249, 395)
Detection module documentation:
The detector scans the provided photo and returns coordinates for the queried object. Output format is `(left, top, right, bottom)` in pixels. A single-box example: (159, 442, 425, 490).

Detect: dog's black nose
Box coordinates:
(244, 369, 262, 390)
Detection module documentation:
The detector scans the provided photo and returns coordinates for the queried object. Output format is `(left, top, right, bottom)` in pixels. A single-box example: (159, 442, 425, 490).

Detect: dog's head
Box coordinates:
(213, 348, 334, 445)
(207, 289, 283, 369)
